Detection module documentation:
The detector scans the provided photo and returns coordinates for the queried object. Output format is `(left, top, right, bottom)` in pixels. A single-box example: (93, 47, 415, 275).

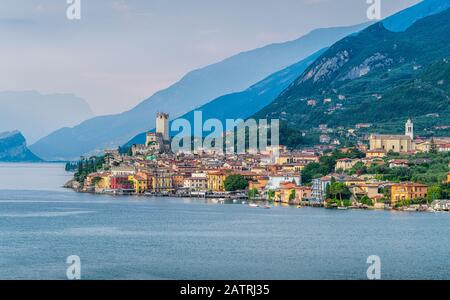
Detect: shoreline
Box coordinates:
(64, 179, 448, 213)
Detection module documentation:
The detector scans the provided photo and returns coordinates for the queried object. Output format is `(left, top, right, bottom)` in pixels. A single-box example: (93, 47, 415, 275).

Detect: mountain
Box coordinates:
(0, 91, 94, 144)
(126, 0, 450, 148)
(0, 131, 42, 162)
(383, 0, 450, 32)
(254, 7, 450, 147)
(124, 48, 327, 148)
(30, 23, 371, 161)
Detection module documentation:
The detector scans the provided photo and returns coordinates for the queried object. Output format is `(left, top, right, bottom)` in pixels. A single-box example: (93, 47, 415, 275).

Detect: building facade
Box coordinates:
(390, 183, 428, 205)
(369, 119, 415, 153)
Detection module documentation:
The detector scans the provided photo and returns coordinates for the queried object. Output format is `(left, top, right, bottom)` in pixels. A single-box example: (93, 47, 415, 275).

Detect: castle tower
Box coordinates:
(405, 119, 414, 140)
(156, 112, 169, 141)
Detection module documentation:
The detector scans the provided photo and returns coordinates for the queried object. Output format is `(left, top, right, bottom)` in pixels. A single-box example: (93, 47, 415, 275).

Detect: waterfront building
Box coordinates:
(207, 170, 230, 192)
(277, 182, 297, 203)
(350, 183, 383, 201)
(311, 177, 330, 203)
(150, 168, 174, 193)
(389, 182, 428, 205)
(184, 173, 208, 191)
(248, 176, 269, 193)
(288, 186, 312, 204)
(172, 174, 187, 189)
(95, 173, 112, 193)
(128, 174, 147, 194)
(266, 175, 301, 191)
(110, 175, 134, 191)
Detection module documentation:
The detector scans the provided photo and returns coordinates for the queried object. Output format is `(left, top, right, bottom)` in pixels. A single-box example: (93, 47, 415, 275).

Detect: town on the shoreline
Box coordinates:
(68, 113, 450, 212)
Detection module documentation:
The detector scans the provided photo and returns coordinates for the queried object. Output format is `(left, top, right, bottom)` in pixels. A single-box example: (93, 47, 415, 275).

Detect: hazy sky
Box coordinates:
(2, 0, 420, 115)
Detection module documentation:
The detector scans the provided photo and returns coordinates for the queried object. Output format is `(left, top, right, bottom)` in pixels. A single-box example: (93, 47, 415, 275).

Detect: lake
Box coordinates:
(0, 163, 449, 279)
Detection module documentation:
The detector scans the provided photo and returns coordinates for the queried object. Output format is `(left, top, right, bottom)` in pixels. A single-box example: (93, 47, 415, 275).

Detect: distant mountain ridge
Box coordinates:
(124, 48, 328, 148)
(383, 0, 450, 32)
(254, 7, 450, 147)
(0, 91, 94, 144)
(30, 23, 371, 161)
(125, 1, 450, 149)
(0, 131, 42, 162)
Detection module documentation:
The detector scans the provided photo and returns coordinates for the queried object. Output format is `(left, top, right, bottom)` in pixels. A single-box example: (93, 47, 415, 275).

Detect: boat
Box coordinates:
(337, 207, 348, 210)
(263, 205, 271, 209)
(249, 203, 259, 208)
(404, 207, 418, 212)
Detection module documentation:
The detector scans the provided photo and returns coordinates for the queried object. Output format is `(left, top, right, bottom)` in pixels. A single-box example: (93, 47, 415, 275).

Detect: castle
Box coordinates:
(369, 119, 415, 153)
(132, 112, 170, 156)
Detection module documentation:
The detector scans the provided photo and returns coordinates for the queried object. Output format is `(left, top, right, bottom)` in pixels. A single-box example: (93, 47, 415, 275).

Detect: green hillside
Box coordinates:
(254, 8, 450, 147)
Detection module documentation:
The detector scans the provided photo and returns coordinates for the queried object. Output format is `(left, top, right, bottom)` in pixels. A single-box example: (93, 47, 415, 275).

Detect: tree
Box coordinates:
(430, 138, 438, 154)
(427, 184, 442, 204)
(267, 190, 275, 201)
(359, 196, 374, 207)
(289, 189, 296, 201)
(319, 155, 337, 174)
(350, 162, 367, 176)
(224, 174, 248, 191)
(91, 176, 103, 187)
(328, 181, 351, 202)
(248, 188, 259, 199)
(301, 162, 324, 184)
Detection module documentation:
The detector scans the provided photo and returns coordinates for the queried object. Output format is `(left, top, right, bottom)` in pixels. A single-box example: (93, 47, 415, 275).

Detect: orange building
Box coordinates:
(390, 183, 428, 205)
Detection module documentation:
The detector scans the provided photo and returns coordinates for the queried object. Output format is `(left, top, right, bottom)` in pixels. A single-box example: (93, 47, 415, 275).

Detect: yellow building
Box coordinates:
(281, 163, 306, 173)
(335, 158, 359, 171)
(390, 183, 428, 205)
(343, 177, 365, 187)
(276, 155, 292, 165)
(207, 170, 230, 192)
(370, 135, 414, 153)
(95, 174, 111, 192)
(128, 175, 147, 194)
(369, 119, 415, 153)
(366, 149, 386, 158)
(150, 171, 173, 193)
(447, 172, 450, 184)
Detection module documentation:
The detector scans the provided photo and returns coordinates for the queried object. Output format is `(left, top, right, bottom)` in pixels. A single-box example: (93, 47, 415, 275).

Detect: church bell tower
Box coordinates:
(405, 119, 414, 140)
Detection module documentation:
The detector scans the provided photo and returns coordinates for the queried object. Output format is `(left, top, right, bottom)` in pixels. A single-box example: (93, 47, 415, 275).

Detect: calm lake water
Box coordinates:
(0, 163, 449, 280)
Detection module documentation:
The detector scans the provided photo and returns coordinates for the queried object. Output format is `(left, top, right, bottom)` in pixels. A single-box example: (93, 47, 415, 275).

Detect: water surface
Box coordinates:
(0, 163, 449, 279)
